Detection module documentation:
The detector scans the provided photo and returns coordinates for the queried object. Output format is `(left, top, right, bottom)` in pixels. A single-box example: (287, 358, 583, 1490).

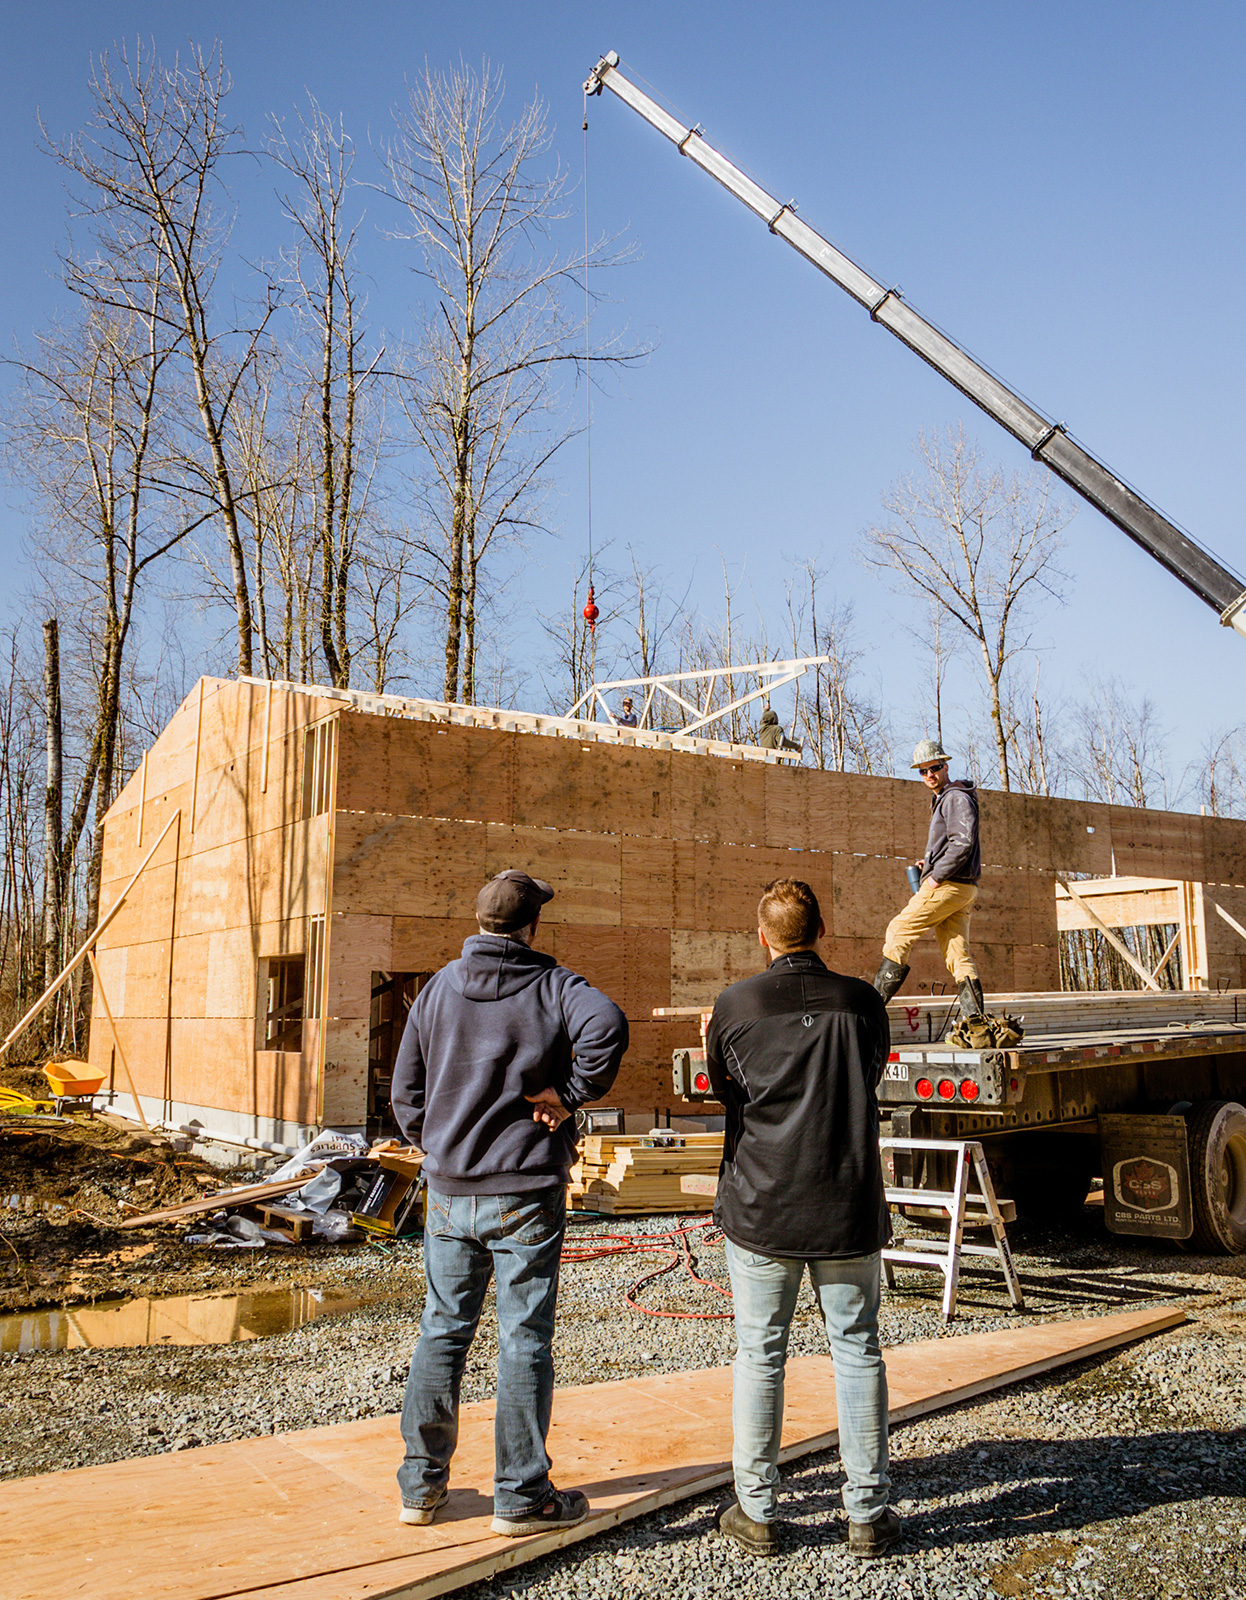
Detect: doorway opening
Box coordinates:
(368, 971, 430, 1139)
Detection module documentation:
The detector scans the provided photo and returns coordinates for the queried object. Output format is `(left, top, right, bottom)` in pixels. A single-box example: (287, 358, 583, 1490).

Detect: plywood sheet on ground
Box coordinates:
(0, 1308, 1180, 1600)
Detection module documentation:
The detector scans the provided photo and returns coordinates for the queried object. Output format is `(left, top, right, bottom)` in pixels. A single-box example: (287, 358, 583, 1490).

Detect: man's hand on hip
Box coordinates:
(525, 1086, 572, 1130)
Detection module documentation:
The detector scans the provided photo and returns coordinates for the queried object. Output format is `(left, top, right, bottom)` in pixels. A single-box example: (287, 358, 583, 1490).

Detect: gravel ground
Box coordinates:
(2, 1193, 1244, 1598)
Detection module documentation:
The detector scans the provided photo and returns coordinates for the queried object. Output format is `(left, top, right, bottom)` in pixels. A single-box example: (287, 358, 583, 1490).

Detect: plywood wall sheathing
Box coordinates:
(89, 675, 1246, 1127)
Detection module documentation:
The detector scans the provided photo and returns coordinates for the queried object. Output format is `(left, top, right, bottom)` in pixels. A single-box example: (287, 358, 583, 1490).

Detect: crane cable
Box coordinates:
(581, 92, 598, 659)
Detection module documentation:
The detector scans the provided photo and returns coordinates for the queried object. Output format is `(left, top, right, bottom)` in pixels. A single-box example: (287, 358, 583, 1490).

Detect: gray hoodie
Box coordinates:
(922, 779, 981, 885)
(391, 935, 628, 1194)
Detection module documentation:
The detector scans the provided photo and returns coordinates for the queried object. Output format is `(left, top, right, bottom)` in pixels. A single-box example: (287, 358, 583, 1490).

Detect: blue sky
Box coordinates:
(2, 1, 1243, 797)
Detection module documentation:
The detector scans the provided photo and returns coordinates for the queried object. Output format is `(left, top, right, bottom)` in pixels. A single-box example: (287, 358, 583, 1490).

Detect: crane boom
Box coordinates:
(585, 51, 1246, 638)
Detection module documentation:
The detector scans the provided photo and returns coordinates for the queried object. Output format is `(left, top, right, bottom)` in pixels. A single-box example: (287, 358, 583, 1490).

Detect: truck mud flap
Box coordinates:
(1099, 1113, 1193, 1241)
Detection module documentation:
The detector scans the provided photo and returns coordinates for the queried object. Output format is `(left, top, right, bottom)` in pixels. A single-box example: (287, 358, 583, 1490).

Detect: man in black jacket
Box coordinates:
(707, 878, 899, 1560)
(391, 870, 628, 1536)
(874, 738, 984, 1020)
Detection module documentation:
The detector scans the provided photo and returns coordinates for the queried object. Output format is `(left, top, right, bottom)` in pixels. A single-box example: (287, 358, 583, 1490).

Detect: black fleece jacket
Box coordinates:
(706, 951, 890, 1259)
(391, 935, 628, 1195)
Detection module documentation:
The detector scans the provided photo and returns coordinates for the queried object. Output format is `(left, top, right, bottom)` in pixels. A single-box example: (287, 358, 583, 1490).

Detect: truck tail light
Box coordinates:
(937, 1079, 956, 1100)
(915, 1078, 934, 1100)
(959, 1079, 980, 1102)
(693, 1071, 710, 1094)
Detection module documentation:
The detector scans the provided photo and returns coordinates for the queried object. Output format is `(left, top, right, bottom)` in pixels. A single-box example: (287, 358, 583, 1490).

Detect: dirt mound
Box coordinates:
(0, 1112, 249, 1312)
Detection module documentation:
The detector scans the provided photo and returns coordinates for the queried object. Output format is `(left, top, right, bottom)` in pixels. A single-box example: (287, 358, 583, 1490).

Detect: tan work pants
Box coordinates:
(883, 879, 979, 982)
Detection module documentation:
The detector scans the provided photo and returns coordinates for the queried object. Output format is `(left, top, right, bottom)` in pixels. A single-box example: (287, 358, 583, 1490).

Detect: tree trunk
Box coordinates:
(41, 619, 63, 1015)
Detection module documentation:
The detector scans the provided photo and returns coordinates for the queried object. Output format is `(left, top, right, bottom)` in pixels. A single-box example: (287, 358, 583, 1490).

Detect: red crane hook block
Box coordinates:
(583, 584, 599, 633)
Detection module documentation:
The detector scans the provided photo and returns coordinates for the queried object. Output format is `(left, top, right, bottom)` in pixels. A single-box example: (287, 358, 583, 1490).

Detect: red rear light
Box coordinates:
(959, 1079, 980, 1102)
(937, 1079, 956, 1100)
(693, 1072, 710, 1093)
(915, 1078, 934, 1100)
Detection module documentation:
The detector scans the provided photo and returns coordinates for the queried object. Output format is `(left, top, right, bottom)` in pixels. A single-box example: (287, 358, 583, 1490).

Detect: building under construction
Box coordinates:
(86, 675, 1246, 1149)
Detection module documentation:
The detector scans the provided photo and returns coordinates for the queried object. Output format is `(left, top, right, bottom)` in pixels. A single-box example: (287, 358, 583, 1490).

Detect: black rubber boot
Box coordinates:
(958, 977, 985, 1019)
(873, 957, 910, 1003)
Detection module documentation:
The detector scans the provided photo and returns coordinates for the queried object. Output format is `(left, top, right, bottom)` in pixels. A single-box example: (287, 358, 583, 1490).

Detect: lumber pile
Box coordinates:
(569, 1133, 723, 1215)
(888, 988, 1246, 1047)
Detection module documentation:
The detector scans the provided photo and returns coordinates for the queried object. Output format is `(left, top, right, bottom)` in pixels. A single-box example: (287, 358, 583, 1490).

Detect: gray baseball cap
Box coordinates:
(475, 870, 554, 933)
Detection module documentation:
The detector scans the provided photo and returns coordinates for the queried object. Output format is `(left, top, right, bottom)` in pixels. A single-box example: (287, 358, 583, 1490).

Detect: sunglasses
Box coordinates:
(918, 763, 947, 776)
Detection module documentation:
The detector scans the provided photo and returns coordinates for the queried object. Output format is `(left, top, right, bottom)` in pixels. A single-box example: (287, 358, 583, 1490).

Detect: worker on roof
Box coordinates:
(758, 707, 801, 752)
(705, 877, 899, 1560)
(617, 696, 638, 727)
(873, 739, 984, 1020)
(390, 869, 628, 1537)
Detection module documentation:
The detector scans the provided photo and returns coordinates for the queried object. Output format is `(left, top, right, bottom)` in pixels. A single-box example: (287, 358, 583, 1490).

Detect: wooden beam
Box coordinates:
(0, 810, 182, 1058)
(1055, 879, 1162, 992)
(1150, 927, 1182, 983)
(189, 678, 204, 834)
(1213, 900, 1246, 945)
(86, 948, 149, 1132)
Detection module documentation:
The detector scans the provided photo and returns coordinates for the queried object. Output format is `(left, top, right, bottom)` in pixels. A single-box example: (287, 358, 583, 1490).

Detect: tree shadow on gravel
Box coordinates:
(781, 1427, 1246, 1553)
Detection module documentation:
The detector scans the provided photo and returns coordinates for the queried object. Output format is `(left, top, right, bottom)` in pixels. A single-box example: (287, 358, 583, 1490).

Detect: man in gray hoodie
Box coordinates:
(873, 740, 984, 1021)
(391, 870, 628, 1536)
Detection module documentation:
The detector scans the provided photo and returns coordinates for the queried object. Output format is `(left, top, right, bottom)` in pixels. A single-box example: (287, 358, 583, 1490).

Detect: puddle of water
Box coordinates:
(0, 1285, 373, 1354)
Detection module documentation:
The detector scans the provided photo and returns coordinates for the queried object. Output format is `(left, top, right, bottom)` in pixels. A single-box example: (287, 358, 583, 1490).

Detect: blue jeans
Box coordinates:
(398, 1187, 565, 1514)
(724, 1239, 890, 1524)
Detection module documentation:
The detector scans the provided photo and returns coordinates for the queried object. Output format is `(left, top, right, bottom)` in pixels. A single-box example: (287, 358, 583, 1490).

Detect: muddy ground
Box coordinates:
(1, 1104, 1244, 1598)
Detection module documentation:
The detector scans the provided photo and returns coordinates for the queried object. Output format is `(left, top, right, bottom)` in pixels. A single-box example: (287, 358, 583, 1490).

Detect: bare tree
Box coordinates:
(3, 301, 200, 990)
(46, 41, 276, 675)
(784, 560, 890, 773)
(863, 425, 1071, 791)
(384, 61, 637, 704)
(1068, 676, 1174, 808)
(1001, 660, 1064, 797)
(1199, 728, 1246, 819)
(0, 633, 47, 1037)
(270, 97, 386, 689)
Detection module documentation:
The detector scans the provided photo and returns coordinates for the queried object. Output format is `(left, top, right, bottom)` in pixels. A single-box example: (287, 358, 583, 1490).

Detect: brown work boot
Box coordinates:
(716, 1499, 779, 1556)
(847, 1506, 903, 1559)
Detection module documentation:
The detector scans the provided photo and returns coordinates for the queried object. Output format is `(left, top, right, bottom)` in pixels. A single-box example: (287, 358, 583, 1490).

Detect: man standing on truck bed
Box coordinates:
(390, 869, 629, 1536)
(873, 739, 984, 1020)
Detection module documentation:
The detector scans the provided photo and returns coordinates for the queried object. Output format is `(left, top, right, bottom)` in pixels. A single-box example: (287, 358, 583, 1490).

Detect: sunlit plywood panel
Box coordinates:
(389, 916, 480, 973)
(485, 825, 621, 925)
(333, 815, 486, 919)
(670, 929, 763, 1007)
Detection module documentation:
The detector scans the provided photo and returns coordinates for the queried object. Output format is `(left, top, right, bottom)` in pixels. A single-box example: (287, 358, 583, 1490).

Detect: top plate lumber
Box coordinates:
(0, 1307, 1182, 1600)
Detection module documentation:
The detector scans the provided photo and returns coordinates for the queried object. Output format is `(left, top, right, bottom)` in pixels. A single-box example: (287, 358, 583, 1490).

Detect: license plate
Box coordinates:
(883, 1062, 908, 1083)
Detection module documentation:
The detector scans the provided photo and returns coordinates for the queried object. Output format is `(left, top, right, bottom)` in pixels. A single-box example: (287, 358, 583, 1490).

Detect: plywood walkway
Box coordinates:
(0, 1308, 1181, 1600)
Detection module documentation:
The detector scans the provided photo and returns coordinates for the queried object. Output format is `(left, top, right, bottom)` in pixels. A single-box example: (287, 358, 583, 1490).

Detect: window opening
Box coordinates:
(301, 720, 334, 819)
(263, 956, 306, 1051)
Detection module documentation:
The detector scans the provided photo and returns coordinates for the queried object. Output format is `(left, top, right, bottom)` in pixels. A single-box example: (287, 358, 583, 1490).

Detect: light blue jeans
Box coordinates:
(398, 1188, 565, 1514)
(724, 1239, 890, 1524)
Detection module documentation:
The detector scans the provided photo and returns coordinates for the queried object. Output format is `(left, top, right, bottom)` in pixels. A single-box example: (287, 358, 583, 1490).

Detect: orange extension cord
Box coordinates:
(562, 1216, 734, 1320)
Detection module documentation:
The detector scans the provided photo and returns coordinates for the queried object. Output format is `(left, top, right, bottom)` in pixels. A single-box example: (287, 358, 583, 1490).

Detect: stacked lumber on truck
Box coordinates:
(887, 988, 1246, 1048)
(569, 1133, 723, 1215)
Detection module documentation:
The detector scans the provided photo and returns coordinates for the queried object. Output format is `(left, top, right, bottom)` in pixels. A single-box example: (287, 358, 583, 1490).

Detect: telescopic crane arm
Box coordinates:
(584, 51, 1246, 639)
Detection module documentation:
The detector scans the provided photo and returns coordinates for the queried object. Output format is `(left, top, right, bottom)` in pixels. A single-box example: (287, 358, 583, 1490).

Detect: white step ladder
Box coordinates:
(880, 1137, 1025, 1322)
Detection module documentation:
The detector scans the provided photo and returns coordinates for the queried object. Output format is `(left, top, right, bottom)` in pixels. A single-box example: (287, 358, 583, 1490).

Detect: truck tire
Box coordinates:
(1185, 1100, 1246, 1256)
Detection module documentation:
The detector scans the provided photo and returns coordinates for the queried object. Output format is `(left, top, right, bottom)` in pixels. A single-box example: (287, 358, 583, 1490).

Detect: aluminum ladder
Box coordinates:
(880, 1136, 1025, 1322)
